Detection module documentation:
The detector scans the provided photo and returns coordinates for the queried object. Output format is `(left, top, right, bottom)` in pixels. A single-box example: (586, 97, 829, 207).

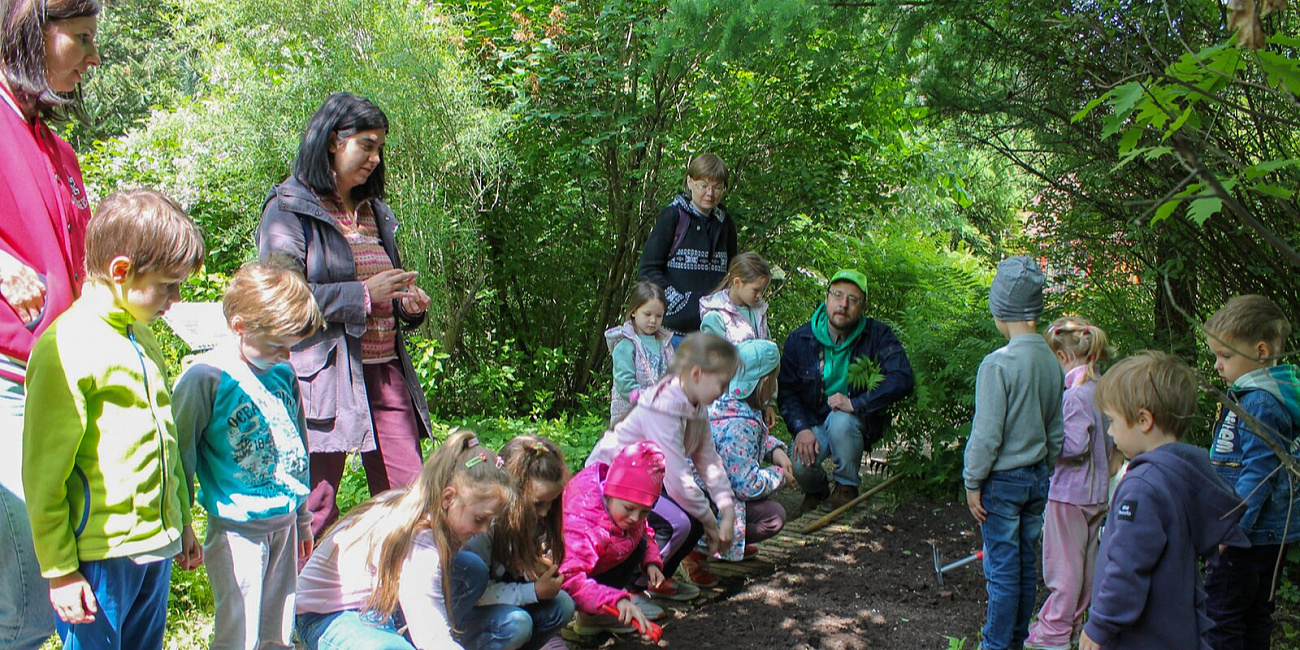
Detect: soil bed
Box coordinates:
(603, 496, 987, 649)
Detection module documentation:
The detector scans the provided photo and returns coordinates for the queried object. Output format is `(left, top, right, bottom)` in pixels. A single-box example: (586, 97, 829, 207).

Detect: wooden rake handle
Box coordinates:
(802, 472, 905, 533)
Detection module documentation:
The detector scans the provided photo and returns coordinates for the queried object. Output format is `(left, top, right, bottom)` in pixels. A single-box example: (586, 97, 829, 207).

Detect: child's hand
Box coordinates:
(763, 406, 777, 428)
(966, 489, 987, 524)
(299, 535, 314, 562)
(176, 524, 204, 570)
(616, 598, 650, 636)
(771, 449, 796, 487)
(49, 572, 97, 624)
(645, 565, 665, 588)
(717, 509, 736, 551)
(1079, 630, 1100, 650)
(533, 560, 563, 601)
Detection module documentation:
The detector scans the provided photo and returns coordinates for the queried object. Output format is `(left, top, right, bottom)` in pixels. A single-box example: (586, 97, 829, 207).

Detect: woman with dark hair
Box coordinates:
(257, 92, 432, 539)
(0, 0, 100, 647)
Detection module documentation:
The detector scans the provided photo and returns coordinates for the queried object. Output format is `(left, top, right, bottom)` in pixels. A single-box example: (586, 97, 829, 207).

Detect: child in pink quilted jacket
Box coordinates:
(560, 441, 667, 639)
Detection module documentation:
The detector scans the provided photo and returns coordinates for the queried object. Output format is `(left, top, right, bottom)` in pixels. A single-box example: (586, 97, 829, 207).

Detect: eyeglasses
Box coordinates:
(827, 289, 863, 307)
(689, 180, 727, 195)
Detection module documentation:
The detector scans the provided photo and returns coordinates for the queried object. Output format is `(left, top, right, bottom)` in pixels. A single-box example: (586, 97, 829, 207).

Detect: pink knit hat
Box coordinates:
(604, 441, 666, 508)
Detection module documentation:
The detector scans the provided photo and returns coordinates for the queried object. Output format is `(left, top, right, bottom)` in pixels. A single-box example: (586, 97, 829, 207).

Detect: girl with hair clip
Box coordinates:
(294, 430, 513, 650)
(0, 0, 101, 645)
(586, 332, 739, 601)
(1025, 317, 1116, 650)
(462, 436, 575, 650)
(257, 92, 433, 540)
(606, 281, 674, 424)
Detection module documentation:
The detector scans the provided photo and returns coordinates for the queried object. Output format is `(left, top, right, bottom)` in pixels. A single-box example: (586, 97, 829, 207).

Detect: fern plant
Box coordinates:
(848, 355, 885, 392)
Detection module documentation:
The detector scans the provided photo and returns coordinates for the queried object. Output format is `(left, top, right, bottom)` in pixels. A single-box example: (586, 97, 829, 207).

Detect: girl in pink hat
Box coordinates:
(560, 441, 667, 639)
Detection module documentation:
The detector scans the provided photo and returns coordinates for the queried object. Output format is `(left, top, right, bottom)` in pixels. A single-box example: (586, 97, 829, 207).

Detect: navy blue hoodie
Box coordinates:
(1084, 443, 1248, 649)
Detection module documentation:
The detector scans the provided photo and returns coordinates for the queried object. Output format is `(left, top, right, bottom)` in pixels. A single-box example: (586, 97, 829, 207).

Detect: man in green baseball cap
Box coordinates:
(778, 268, 914, 513)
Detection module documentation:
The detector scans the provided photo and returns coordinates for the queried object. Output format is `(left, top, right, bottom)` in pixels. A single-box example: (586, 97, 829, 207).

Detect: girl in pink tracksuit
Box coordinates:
(560, 441, 667, 639)
(586, 332, 739, 601)
(1025, 317, 1115, 650)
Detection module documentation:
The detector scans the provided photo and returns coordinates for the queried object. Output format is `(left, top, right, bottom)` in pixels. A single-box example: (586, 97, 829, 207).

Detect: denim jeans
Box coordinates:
(296, 550, 488, 650)
(978, 462, 1050, 650)
(791, 411, 864, 495)
(57, 557, 173, 650)
(1205, 543, 1288, 650)
(0, 376, 56, 649)
(462, 590, 575, 650)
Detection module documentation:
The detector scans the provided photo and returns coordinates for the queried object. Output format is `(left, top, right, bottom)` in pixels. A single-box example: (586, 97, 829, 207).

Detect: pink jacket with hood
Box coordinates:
(586, 375, 736, 525)
(559, 462, 664, 614)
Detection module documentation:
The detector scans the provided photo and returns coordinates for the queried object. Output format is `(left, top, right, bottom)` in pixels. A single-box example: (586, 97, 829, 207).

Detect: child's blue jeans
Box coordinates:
(461, 590, 576, 650)
(296, 550, 488, 650)
(978, 462, 1049, 650)
(55, 556, 172, 650)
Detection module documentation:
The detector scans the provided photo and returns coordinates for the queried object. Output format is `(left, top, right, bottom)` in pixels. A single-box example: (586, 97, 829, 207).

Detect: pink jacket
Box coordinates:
(559, 462, 664, 614)
(0, 91, 92, 380)
(586, 376, 735, 524)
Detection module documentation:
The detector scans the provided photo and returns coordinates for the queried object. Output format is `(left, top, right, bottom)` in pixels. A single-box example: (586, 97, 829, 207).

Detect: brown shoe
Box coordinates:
(798, 493, 825, 516)
(828, 483, 859, 510)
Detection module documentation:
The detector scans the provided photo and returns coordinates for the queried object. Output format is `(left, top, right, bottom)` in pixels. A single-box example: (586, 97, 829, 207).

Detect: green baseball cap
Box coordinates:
(829, 269, 868, 296)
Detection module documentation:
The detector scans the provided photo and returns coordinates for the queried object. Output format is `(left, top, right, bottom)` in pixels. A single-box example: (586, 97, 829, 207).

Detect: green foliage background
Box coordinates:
(39, 0, 1300, 645)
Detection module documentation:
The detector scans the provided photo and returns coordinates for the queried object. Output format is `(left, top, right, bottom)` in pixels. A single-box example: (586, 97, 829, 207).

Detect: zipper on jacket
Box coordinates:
(127, 325, 171, 532)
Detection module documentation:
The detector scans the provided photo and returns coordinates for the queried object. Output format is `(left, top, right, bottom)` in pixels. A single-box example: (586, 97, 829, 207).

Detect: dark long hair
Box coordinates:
(0, 0, 99, 117)
(291, 92, 390, 201)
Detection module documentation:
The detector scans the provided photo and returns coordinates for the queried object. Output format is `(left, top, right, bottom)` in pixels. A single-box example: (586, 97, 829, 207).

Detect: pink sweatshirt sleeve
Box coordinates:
(560, 529, 630, 615)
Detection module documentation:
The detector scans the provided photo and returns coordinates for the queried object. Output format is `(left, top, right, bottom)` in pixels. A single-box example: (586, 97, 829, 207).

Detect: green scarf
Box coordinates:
(811, 302, 866, 397)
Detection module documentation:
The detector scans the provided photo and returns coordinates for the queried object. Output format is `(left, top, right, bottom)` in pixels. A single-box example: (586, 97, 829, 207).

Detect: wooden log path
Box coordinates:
(563, 470, 895, 647)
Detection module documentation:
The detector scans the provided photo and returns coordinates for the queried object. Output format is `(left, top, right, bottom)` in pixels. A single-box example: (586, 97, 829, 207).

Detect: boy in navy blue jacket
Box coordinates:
(1203, 295, 1300, 649)
(1081, 352, 1247, 650)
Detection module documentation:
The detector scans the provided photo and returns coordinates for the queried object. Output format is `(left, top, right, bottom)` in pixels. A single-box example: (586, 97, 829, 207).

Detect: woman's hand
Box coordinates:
(364, 269, 418, 304)
(1079, 631, 1100, 650)
(0, 251, 45, 324)
(400, 285, 431, 315)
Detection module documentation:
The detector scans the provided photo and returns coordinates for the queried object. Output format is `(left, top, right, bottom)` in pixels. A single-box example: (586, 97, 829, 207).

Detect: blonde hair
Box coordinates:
(223, 259, 323, 338)
(1045, 317, 1112, 382)
(1095, 351, 1198, 440)
(685, 153, 729, 187)
(85, 190, 205, 282)
(670, 331, 739, 378)
(491, 436, 569, 579)
(1205, 294, 1291, 355)
(327, 430, 513, 627)
(713, 252, 772, 293)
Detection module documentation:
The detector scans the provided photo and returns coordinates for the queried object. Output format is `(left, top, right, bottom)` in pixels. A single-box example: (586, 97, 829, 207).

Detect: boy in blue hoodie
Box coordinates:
(1081, 352, 1247, 650)
(1203, 295, 1300, 650)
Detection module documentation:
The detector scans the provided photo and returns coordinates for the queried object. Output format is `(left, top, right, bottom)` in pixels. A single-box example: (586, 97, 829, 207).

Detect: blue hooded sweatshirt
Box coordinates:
(1084, 443, 1248, 649)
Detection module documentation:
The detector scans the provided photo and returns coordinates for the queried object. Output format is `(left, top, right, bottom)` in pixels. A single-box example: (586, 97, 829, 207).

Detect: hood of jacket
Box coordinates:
(1234, 364, 1300, 428)
(670, 191, 728, 223)
(708, 391, 760, 424)
(1131, 442, 1248, 553)
(604, 320, 673, 354)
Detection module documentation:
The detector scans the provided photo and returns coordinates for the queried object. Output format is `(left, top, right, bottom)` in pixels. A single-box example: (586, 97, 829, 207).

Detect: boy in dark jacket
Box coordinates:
(1082, 352, 1247, 650)
(1203, 295, 1300, 649)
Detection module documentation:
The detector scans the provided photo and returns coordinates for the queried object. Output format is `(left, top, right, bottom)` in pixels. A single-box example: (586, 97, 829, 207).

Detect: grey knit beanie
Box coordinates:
(989, 256, 1046, 321)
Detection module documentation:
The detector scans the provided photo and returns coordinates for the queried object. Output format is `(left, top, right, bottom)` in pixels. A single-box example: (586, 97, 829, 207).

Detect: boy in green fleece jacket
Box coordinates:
(22, 190, 206, 650)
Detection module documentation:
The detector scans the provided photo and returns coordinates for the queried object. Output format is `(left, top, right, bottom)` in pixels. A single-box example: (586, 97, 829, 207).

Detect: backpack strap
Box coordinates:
(667, 207, 692, 259)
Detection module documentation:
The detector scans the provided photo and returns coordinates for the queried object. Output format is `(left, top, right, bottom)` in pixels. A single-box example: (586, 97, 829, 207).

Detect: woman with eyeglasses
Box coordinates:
(637, 153, 738, 342)
(0, 0, 102, 646)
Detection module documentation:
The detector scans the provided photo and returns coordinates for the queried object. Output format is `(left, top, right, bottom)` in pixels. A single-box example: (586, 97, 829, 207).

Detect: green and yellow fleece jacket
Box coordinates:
(22, 284, 190, 579)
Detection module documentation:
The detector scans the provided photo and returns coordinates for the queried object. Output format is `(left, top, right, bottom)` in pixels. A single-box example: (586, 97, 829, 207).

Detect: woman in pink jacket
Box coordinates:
(0, 1, 101, 646)
(586, 332, 739, 601)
